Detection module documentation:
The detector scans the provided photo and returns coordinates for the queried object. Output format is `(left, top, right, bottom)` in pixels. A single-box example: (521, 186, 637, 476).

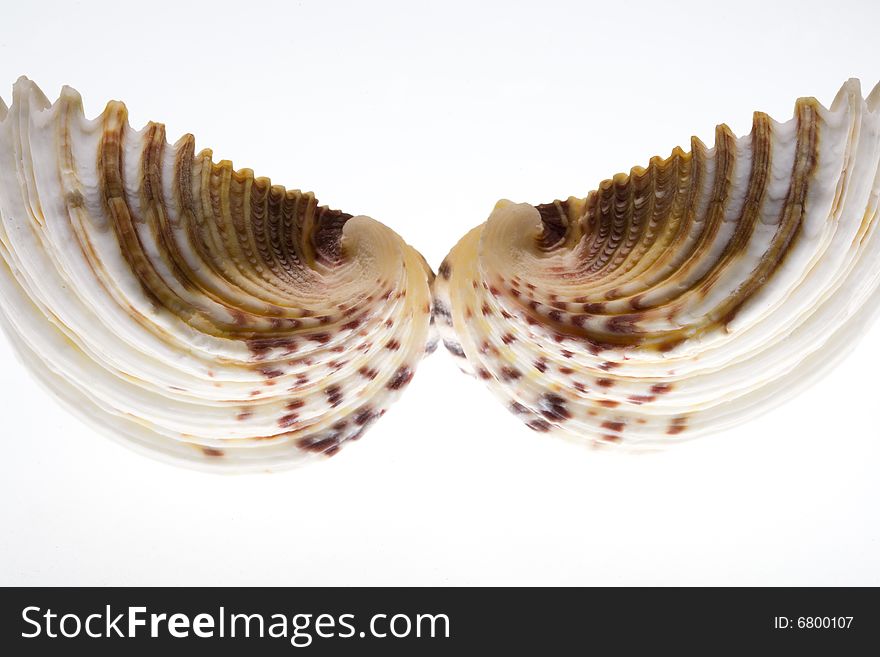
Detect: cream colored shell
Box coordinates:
(434, 80, 880, 448)
(0, 78, 434, 471)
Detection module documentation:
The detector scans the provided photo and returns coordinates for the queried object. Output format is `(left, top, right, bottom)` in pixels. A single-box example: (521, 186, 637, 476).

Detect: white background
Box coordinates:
(1, 0, 878, 585)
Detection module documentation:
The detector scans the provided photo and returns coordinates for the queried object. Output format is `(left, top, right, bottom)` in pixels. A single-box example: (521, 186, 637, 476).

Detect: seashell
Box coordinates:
(434, 79, 880, 448)
(0, 78, 434, 471)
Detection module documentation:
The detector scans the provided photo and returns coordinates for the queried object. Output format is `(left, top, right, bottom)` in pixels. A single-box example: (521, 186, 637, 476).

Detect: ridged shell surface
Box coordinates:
(0, 78, 433, 471)
(434, 80, 880, 448)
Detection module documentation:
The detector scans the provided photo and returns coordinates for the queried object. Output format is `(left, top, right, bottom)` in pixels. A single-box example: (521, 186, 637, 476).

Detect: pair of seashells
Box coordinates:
(1, 77, 879, 471)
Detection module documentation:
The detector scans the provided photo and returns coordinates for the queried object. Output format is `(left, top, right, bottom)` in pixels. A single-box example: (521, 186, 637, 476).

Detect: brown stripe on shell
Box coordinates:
(716, 99, 820, 326)
(535, 199, 571, 249)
